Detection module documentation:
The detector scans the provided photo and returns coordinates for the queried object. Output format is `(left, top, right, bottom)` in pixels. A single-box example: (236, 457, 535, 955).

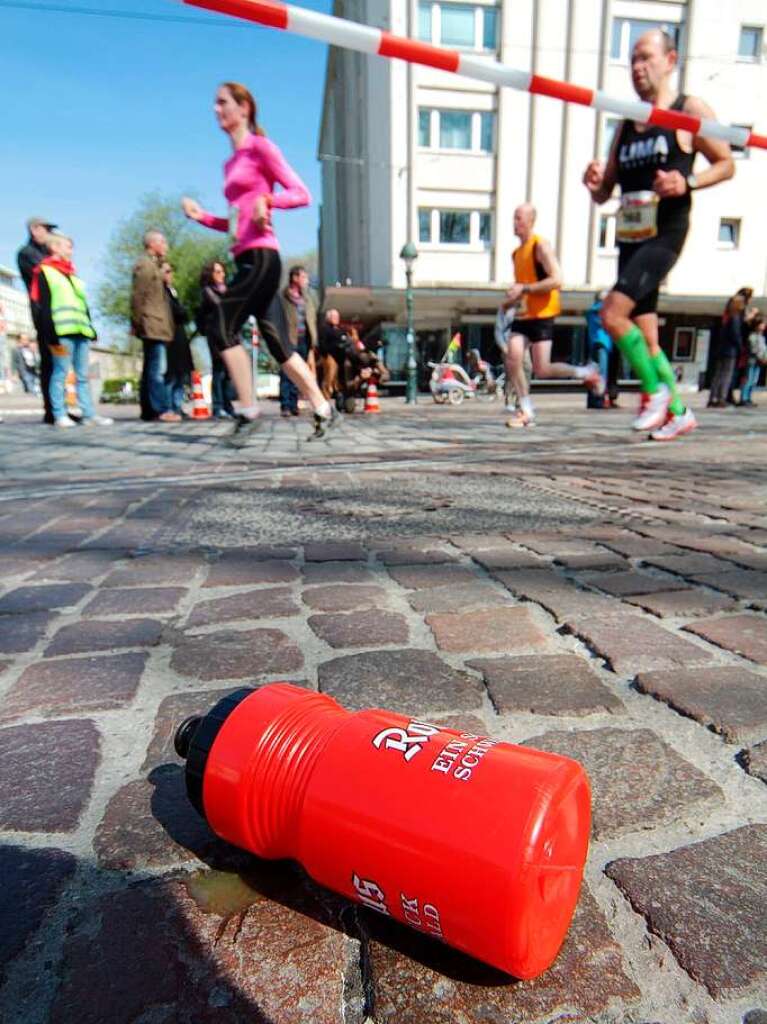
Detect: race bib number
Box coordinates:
(617, 191, 658, 243)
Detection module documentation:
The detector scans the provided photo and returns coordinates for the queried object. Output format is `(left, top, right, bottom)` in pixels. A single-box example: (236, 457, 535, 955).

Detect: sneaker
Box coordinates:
(82, 415, 114, 427)
(581, 362, 605, 396)
(505, 409, 534, 429)
(227, 414, 264, 446)
(307, 406, 340, 441)
(632, 385, 670, 431)
(650, 408, 697, 442)
(54, 416, 75, 429)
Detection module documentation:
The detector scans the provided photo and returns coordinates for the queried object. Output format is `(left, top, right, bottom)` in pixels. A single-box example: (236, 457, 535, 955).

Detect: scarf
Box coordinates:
(29, 255, 78, 303)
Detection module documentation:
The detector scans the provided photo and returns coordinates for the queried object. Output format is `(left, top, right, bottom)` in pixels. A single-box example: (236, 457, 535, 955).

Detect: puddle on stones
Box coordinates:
(184, 870, 266, 917)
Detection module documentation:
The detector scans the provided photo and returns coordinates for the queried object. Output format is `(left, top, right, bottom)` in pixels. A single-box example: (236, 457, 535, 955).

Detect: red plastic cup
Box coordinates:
(175, 683, 591, 978)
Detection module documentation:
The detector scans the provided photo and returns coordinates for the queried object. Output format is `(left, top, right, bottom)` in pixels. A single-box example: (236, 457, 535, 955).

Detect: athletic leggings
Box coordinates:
(206, 248, 292, 365)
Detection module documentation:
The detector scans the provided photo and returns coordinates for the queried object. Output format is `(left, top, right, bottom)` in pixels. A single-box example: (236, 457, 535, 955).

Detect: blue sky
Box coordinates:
(0, 0, 333, 304)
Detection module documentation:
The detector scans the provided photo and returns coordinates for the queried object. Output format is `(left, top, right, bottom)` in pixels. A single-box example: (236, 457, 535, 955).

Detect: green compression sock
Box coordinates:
(652, 350, 685, 415)
(616, 325, 659, 394)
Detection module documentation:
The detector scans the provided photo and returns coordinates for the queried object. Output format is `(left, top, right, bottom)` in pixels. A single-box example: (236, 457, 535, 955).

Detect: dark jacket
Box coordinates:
(319, 324, 350, 361)
(719, 314, 742, 358)
(165, 286, 193, 376)
(17, 237, 49, 292)
(131, 253, 174, 341)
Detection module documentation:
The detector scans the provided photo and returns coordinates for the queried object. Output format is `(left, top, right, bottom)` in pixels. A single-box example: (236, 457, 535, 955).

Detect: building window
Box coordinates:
(417, 108, 495, 152)
(673, 327, 696, 361)
(418, 109, 431, 147)
(597, 214, 618, 252)
(440, 211, 471, 244)
(417, 2, 498, 50)
(738, 26, 763, 61)
(610, 18, 680, 63)
(419, 207, 492, 246)
(602, 116, 621, 158)
(718, 219, 741, 247)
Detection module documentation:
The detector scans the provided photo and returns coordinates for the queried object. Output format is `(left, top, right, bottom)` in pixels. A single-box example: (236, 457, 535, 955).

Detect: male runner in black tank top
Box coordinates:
(583, 28, 734, 441)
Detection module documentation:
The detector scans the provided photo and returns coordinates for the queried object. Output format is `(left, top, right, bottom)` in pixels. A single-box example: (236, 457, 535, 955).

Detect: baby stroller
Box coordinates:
(428, 348, 501, 406)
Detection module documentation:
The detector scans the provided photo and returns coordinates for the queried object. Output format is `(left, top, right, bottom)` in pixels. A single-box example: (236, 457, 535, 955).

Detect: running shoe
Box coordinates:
(581, 362, 605, 396)
(632, 385, 670, 431)
(307, 406, 340, 441)
(505, 409, 535, 429)
(650, 408, 697, 441)
(54, 417, 75, 429)
(82, 415, 114, 427)
(227, 414, 264, 446)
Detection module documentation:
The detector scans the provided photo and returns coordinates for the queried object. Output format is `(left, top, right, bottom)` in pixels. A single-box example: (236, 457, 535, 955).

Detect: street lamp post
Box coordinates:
(399, 241, 418, 404)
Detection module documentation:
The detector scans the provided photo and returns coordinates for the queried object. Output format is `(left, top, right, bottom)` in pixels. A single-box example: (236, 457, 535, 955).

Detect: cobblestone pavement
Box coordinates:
(0, 392, 765, 1024)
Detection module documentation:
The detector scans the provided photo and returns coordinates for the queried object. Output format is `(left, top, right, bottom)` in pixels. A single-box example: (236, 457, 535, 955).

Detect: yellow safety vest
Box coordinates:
(41, 265, 96, 340)
(512, 234, 561, 320)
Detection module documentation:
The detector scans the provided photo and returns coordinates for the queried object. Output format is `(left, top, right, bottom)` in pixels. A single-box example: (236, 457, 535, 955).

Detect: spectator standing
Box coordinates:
(585, 291, 620, 409)
(162, 263, 193, 417)
(318, 308, 349, 404)
(12, 334, 40, 394)
(740, 318, 766, 407)
(275, 265, 318, 417)
(709, 295, 744, 407)
(29, 233, 112, 429)
(17, 216, 56, 422)
(197, 261, 236, 419)
(130, 231, 180, 423)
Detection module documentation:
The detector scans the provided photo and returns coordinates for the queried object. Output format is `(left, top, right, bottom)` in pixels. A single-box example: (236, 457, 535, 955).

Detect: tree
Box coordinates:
(97, 193, 229, 344)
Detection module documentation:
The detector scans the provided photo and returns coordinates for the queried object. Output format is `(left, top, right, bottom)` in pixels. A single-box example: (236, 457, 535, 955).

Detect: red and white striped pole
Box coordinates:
(184, 0, 767, 152)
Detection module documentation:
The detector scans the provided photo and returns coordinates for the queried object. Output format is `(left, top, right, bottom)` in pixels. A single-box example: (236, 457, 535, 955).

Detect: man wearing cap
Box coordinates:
(17, 217, 57, 423)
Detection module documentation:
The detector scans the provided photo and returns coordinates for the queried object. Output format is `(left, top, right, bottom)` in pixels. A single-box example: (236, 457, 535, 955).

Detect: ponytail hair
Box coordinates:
(221, 81, 266, 136)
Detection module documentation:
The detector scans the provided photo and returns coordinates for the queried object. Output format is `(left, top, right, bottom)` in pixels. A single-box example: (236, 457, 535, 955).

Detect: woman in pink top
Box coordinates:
(182, 82, 339, 443)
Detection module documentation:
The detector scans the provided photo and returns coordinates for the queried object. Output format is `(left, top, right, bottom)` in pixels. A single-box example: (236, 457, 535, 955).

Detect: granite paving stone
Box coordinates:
(50, 870, 350, 1024)
(364, 888, 640, 1023)
(606, 825, 767, 998)
(743, 1012, 767, 1024)
(375, 544, 458, 566)
(408, 583, 510, 614)
(30, 550, 118, 582)
(684, 614, 767, 665)
(456, 544, 546, 572)
(101, 553, 205, 588)
(740, 740, 767, 784)
(641, 552, 731, 577)
(304, 541, 367, 561)
(468, 654, 624, 716)
(427, 606, 550, 653)
(301, 584, 388, 612)
(0, 583, 92, 614)
(624, 588, 737, 619)
(0, 845, 77, 984)
(600, 534, 685, 558)
(188, 587, 299, 627)
(691, 569, 767, 606)
(302, 561, 375, 585)
(493, 569, 631, 623)
(81, 586, 186, 617)
(0, 611, 57, 655)
(553, 550, 628, 571)
(522, 727, 723, 839)
(44, 618, 164, 657)
(319, 649, 484, 714)
(432, 712, 489, 735)
(308, 608, 408, 648)
(171, 628, 303, 681)
(203, 555, 300, 588)
(0, 720, 100, 832)
(0, 652, 147, 722)
(94, 768, 244, 871)
(386, 562, 481, 590)
(567, 615, 716, 674)
(634, 666, 767, 744)
(579, 570, 688, 597)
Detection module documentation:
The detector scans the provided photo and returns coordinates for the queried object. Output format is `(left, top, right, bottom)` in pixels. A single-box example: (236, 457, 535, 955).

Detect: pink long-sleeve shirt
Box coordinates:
(198, 133, 311, 255)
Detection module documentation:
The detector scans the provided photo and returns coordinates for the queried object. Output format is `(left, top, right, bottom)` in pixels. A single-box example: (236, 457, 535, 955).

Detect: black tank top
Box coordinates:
(616, 94, 695, 242)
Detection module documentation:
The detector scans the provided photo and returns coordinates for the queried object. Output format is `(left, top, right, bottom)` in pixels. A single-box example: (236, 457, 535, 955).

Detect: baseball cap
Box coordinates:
(27, 217, 58, 231)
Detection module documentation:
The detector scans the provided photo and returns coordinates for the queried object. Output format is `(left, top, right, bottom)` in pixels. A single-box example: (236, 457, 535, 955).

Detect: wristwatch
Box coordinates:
(686, 173, 699, 192)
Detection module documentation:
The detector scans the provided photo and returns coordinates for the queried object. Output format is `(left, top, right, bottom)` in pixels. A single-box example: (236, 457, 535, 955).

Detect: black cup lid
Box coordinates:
(174, 687, 255, 817)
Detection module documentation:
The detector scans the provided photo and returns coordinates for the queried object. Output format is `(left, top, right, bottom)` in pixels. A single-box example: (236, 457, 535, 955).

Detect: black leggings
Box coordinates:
(206, 249, 292, 365)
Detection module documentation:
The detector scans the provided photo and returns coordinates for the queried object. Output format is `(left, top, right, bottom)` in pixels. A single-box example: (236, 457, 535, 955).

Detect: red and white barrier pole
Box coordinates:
(184, 0, 767, 152)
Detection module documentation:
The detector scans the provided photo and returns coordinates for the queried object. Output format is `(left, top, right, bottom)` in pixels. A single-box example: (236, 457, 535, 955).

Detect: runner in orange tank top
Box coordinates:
(503, 204, 604, 428)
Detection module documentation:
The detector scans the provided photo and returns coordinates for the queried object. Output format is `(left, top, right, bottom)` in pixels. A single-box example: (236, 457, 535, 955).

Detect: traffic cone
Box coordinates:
(191, 371, 210, 419)
(364, 381, 381, 414)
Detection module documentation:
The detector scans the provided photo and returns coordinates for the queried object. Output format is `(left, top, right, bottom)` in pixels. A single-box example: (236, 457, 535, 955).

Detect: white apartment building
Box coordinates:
(0, 265, 34, 342)
(319, 0, 767, 383)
